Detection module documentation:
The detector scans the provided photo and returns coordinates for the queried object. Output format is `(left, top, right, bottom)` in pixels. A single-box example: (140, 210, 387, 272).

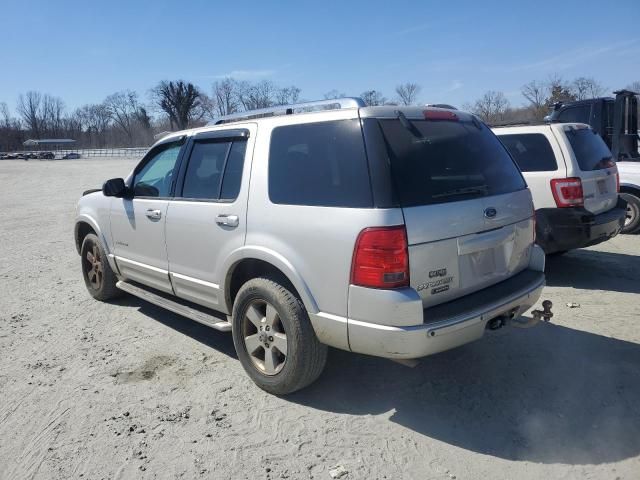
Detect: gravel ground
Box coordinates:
(1, 158, 639, 480)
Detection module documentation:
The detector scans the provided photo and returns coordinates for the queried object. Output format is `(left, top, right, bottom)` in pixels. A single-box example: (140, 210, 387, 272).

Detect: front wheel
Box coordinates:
(81, 233, 121, 301)
(231, 277, 327, 395)
(620, 193, 640, 234)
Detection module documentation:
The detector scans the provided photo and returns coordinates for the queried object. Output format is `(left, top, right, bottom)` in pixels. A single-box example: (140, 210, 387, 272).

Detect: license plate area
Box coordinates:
(597, 179, 608, 195)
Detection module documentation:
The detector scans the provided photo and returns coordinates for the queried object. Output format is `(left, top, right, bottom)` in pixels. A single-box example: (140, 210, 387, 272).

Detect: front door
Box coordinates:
(110, 140, 184, 293)
(165, 127, 254, 311)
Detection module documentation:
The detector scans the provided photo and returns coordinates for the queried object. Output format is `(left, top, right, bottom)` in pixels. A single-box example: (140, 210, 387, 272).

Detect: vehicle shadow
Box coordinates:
(289, 324, 640, 465)
(545, 248, 640, 293)
(112, 296, 237, 358)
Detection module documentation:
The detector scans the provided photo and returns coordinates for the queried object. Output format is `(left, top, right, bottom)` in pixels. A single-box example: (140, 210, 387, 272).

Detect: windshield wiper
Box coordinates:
(432, 184, 489, 199)
(396, 110, 425, 140)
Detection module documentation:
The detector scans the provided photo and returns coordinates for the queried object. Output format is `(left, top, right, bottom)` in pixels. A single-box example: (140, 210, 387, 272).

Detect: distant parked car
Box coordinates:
(493, 123, 626, 254)
(39, 151, 55, 160)
(63, 152, 81, 159)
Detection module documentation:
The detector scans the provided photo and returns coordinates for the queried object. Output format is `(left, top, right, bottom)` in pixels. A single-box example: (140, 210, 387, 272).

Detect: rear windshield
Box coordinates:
(378, 117, 526, 207)
(498, 133, 558, 172)
(564, 126, 613, 171)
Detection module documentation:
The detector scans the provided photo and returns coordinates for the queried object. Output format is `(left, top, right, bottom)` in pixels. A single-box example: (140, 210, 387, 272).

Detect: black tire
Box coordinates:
(547, 250, 569, 257)
(80, 233, 121, 301)
(231, 277, 327, 395)
(620, 193, 640, 234)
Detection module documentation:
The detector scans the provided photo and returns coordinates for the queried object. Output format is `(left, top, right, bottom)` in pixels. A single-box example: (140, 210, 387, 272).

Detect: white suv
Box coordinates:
(75, 99, 547, 394)
(493, 123, 627, 254)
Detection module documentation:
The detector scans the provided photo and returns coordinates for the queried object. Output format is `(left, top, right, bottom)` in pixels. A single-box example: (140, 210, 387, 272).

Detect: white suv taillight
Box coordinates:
(351, 226, 409, 289)
(550, 177, 584, 208)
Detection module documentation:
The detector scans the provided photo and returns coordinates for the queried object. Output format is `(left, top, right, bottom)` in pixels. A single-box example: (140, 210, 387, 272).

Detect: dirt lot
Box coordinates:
(1, 158, 639, 480)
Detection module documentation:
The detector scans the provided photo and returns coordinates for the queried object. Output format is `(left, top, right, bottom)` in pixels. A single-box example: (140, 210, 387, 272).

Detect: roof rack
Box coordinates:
(490, 120, 551, 128)
(210, 97, 366, 125)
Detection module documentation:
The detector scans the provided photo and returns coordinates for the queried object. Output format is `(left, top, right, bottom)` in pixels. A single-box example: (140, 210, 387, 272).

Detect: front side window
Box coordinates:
(133, 143, 182, 197)
(499, 133, 558, 172)
(268, 120, 372, 207)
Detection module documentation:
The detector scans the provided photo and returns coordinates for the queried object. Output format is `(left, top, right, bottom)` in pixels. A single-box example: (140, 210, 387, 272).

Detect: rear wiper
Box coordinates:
(432, 184, 489, 199)
(396, 110, 426, 140)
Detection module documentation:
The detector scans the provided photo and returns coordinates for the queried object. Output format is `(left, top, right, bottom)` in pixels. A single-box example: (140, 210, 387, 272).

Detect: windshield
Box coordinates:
(564, 126, 614, 171)
(377, 117, 526, 207)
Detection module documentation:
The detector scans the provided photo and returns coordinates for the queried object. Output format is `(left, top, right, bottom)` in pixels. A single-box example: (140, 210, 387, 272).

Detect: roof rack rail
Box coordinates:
(490, 120, 551, 128)
(210, 97, 366, 125)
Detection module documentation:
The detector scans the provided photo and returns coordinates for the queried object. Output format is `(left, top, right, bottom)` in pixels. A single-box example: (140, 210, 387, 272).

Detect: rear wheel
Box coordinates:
(81, 233, 121, 301)
(620, 193, 640, 234)
(231, 277, 327, 395)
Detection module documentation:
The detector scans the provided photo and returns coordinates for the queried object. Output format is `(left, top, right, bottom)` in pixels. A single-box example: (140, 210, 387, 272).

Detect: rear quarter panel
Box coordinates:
(244, 111, 405, 319)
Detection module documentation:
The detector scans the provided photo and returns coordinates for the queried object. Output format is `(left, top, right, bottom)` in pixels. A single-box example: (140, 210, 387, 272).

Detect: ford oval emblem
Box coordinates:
(484, 207, 497, 218)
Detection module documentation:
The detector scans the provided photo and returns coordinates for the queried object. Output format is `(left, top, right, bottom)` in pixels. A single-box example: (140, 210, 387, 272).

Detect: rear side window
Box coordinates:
(377, 117, 526, 207)
(499, 133, 558, 172)
(564, 126, 613, 171)
(268, 119, 372, 207)
(181, 139, 247, 200)
(557, 105, 591, 124)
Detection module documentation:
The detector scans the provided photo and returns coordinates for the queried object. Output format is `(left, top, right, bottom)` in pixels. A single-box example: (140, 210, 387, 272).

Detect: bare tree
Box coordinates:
(237, 80, 276, 110)
(212, 78, 240, 116)
(628, 81, 640, 93)
(571, 77, 606, 100)
(470, 91, 510, 124)
(521, 80, 547, 111)
(274, 86, 301, 105)
(104, 90, 141, 145)
(395, 82, 421, 105)
(323, 89, 346, 100)
(17, 91, 43, 137)
(360, 90, 387, 106)
(152, 80, 204, 130)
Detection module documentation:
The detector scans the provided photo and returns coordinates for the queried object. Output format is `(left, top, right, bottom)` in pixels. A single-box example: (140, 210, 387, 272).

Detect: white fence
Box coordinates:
(1, 147, 149, 159)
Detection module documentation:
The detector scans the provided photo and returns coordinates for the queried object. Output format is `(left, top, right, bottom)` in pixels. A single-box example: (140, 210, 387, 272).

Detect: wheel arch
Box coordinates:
(222, 247, 319, 315)
(620, 184, 640, 198)
(74, 215, 111, 257)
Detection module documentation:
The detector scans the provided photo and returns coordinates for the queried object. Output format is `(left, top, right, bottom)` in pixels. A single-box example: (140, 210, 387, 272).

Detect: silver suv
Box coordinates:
(75, 99, 546, 394)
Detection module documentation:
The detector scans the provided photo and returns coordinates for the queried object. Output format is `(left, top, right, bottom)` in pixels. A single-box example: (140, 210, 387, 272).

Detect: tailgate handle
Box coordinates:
(458, 228, 514, 255)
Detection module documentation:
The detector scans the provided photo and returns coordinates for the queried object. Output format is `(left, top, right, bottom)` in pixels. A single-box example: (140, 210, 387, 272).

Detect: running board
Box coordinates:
(116, 281, 232, 332)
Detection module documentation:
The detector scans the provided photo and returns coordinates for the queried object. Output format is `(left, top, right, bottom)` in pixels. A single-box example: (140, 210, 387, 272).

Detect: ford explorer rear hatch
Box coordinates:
(362, 108, 534, 308)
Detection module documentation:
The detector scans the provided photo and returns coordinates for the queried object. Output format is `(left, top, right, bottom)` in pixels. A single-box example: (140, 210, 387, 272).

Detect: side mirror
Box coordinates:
(102, 178, 127, 197)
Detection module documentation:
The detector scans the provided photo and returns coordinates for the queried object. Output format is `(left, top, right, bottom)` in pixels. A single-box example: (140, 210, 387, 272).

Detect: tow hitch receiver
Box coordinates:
(510, 300, 553, 329)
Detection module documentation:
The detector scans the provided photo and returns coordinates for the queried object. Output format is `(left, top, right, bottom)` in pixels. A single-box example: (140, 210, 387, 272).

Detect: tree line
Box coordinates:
(1, 76, 637, 152)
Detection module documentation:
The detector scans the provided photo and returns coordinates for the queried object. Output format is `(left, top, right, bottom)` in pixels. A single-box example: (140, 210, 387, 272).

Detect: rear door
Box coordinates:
(495, 128, 567, 209)
(373, 113, 533, 308)
(558, 125, 618, 214)
(165, 127, 254, 311)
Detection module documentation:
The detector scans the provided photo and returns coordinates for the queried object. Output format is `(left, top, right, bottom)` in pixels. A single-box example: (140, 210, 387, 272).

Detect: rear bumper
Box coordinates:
(535, 198, 627, 254)
(347, 268, 545, 359)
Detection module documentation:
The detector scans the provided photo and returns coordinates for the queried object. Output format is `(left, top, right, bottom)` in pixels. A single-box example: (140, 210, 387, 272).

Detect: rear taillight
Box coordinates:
(615, 171, 620, 193)
(351, 226, 409, 289)
(550, 177, 584, 208)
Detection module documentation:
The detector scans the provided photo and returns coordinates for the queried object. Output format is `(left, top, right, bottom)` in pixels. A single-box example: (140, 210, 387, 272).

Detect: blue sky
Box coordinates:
(1, 0, 639, 113)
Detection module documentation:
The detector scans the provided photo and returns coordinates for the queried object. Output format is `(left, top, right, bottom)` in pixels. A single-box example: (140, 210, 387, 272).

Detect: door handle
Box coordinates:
(215, 214, 239, 227)
(145, 209, 162, 220)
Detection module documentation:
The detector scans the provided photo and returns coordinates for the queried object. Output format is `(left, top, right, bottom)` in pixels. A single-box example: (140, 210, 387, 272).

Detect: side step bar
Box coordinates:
(116, 281, 232, 332)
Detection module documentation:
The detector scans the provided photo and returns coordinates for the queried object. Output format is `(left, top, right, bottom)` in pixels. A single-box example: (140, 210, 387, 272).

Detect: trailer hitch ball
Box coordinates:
(531, 300, 553, 323)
